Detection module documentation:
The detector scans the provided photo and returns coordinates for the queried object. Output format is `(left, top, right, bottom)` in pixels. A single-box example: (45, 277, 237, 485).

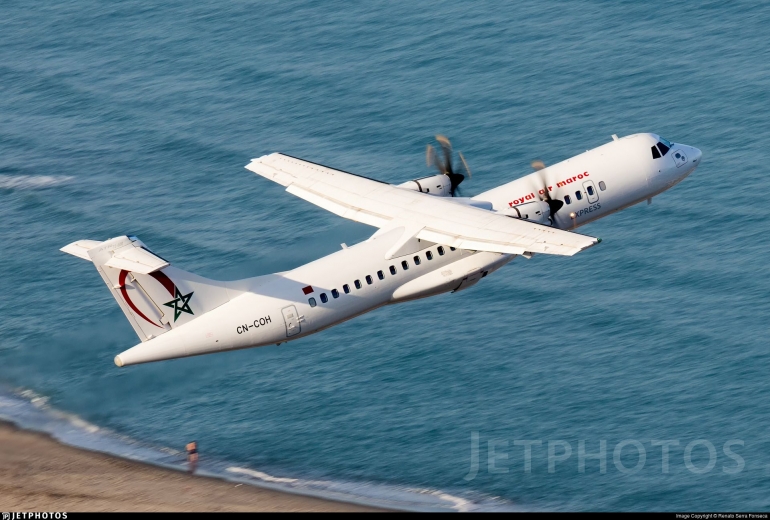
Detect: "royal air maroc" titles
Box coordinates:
(509, 172, 591, 207)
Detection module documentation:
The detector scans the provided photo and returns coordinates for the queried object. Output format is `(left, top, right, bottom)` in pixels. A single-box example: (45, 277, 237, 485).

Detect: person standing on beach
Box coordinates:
(186, 441, 198, 474)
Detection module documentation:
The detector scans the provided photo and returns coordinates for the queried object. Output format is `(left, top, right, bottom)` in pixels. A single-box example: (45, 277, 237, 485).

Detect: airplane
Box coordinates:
(61, 133, 701, 367)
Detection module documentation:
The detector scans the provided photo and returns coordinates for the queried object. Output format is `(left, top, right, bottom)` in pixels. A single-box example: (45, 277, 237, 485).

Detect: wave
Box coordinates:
(0, 386, 516, 512)
(0, 175, 74, 189)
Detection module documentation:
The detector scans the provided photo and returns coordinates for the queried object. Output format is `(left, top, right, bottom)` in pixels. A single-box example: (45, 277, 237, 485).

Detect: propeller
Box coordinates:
(531, 160, 564, 222)
(426, 135, 471, 196)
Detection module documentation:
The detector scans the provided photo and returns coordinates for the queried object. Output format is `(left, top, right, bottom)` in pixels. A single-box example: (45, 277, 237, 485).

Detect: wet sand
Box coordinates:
(0, 421, 383, 512)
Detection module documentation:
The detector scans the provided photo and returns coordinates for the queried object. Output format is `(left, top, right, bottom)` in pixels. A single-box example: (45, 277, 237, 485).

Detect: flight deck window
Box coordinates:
(651, 145, 661, 159)
(437, 246, 445, 256)
(377, 270, 384, 280)
(564, 195, 572, 204)
(587, 185, 595, 196)
(414, 255, 421, 265)
(366, 275, 373, 285)
(331, 289, 339, 299)
(426, 251, 433, 260)
(575, 190, 583, 201)
(343, 284, 350, 294)
(599, 181, 606, 191)
(320, 293, 328, 303)
(450, 247, 456, 251)
(389, 265, 397, 275)
(657, 141, 670, 156)
(308, 297, 317, 307)
(354, 279, 362, 289)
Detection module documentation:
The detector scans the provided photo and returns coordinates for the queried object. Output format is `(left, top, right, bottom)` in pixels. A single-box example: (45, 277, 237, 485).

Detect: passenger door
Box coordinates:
(281, 305, 301, 337)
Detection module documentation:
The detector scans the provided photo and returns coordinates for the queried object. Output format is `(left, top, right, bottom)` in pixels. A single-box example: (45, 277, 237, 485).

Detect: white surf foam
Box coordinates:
(0, 175, 74, 189)
(226, 465, 492, 511)
(407, 488, 476, 512)
(21, 388, 101, 433)
(227, 466, 299, 484)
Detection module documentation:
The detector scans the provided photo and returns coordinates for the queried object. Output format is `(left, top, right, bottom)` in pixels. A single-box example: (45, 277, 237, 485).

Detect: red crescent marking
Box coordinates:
(149, 270, 175, 296)
(119, 270, 162, 328)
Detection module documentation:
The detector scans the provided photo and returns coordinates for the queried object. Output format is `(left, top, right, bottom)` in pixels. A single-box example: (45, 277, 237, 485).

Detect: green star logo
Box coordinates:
(163, 287, 194, 322)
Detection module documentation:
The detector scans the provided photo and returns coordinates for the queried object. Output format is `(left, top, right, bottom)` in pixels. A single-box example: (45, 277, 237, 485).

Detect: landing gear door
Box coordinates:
(583, 180, 599, 203)
(452, 269, 486, 293)
(281, 305, 301, 337)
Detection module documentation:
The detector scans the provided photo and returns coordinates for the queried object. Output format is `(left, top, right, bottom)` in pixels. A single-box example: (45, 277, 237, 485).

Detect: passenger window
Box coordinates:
(564, 195, 572, 204)
(450, 247, 456, 251)
(437, 246, 445, 256)
(426, 251, 433, 260)
(366, 275, 373, 285)
(354, 279, 362, 289)
(308, 297, 317, 307)
(401, 260, 409, 270)
(657, 141, 670, 156)
(377, 270, 384, 280)
(320, 293, 328, 303)
(414, 255, 421, 265)
(343, 284, 350, 294)
(331, 289, 339, 298)
(575, 190, 582, 201)
(389, 265, 396, 275)
(598, 181, 606, 191)
(651, 145, 661, 159)
(587, 186, 594, 196)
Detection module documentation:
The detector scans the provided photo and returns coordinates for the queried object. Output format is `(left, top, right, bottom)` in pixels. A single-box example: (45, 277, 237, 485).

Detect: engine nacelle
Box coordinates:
(502, 200, 551, 225)
(397, 174, 452, 197)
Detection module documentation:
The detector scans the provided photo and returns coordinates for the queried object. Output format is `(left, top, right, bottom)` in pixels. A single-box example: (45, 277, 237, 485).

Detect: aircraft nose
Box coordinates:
(651, 142, 701, 191)
(672, 144, 701, 172)
(690, 146, 702, 165)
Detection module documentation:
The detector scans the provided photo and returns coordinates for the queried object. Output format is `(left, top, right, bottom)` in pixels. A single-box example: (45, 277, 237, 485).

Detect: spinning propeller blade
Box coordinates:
(427, 135, 471, 196)
(531, 160, 564, 219)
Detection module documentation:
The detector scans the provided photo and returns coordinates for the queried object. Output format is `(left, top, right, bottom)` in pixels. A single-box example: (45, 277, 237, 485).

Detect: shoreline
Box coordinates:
(0, 420, 385, 512)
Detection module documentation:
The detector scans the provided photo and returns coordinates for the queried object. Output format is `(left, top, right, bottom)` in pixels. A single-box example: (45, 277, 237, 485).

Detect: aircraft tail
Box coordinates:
(61, 236, 239, 342)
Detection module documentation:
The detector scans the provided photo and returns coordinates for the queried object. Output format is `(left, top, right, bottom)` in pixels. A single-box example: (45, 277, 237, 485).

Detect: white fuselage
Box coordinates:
(476, 132, 701, 229)
(115, 133, 701, 366)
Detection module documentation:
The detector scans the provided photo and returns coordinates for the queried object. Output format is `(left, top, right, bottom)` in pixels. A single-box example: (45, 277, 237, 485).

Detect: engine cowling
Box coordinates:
(503, 200, 551, 225)
(397, 174, 452, 197)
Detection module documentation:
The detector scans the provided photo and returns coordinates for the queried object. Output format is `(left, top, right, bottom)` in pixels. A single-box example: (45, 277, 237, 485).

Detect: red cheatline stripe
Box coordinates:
(150, 270, 175, 296)
(119, 270, 162, 328)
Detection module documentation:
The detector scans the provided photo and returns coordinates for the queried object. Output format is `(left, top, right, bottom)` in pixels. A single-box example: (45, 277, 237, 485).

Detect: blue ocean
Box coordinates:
(1, 0, 769, 511)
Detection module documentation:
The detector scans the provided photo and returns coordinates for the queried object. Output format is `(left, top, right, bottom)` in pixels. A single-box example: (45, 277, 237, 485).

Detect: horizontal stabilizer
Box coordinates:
(61, 236, 169, 274)
(103, 244, 169, 274)
(60, 240, 101, 261)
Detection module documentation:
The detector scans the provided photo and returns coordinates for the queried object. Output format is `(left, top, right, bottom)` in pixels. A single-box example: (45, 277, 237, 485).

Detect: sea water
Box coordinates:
(1, 0, 769, 511)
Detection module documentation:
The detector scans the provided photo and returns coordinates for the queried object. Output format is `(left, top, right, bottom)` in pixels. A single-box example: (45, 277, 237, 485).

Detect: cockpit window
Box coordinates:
(651, 146, 661, 159)
(657, 141, 670, 156)
(659, 137, 672, 148)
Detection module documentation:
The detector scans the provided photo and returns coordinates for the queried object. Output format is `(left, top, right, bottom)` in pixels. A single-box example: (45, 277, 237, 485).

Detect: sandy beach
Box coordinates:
(0, 421, 382, 512)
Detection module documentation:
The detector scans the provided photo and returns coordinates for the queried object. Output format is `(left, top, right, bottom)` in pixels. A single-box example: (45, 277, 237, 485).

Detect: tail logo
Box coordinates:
(163, 287, 195, 322)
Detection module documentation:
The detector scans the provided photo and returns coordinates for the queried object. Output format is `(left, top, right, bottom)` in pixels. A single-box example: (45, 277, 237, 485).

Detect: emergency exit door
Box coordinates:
(583, 180, 599, 203)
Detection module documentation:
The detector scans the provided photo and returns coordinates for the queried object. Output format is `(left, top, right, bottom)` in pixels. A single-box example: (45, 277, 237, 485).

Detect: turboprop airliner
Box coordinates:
(61, 133, 701, 367)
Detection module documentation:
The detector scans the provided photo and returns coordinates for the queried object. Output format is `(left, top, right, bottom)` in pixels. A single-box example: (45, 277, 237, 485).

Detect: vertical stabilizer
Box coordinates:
(61, 236, 239, 342)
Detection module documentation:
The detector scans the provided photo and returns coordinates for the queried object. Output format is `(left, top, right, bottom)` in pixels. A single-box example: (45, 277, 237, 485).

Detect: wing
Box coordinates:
(246, 153, 599, 257)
